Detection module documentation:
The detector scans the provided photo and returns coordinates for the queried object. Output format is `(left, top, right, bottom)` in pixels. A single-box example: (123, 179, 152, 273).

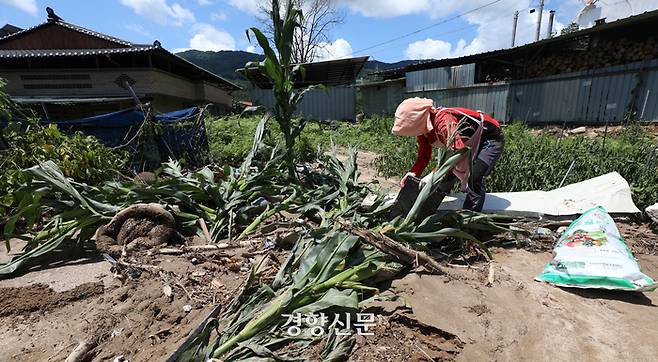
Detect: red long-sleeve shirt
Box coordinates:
(409, 108, 500, 176)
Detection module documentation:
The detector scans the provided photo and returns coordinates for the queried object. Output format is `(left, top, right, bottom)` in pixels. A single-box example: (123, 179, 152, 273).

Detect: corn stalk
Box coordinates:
(244, 0, 318, 180)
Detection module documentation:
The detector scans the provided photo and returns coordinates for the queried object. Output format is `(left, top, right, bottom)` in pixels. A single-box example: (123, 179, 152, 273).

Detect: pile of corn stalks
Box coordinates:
(1, 116, 515, 360)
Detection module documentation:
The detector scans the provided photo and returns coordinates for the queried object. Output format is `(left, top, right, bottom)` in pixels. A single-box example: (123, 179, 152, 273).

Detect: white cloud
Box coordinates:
(119, 0, 196, 26)
(405, 38, 464, 59)
(337, 0, 432, 18)
(246, 44, 257, 53)
(1, 0, 37, 15)
(402, 1, 572, 60)
(211, 11, 228, 21)
(197, 0, 212, 5)
(227, 0, 262, 15)
(189, 23, 236, 51)
(314, 38, 353, 61)
(125, 24, 153, 38)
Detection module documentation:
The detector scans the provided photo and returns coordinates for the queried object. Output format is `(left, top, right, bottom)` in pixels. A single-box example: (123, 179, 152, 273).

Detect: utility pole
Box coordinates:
(535, 0, 545, 41)
(511, 10, 519, 47)
(547, 10, 556, 38)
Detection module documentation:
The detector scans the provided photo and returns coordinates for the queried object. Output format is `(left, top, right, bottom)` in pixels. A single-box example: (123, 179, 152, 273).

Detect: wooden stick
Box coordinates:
(187, 243, 229, 250)
(487, 263, 495, 286)
(348, 226, 450, 277)
(157, 244, 231, 254)
(64, 340, 95, 362)
(198, 218, 213, 243)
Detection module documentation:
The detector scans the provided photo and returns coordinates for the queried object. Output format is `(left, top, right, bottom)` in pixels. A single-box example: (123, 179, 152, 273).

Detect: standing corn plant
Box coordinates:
(245, 0, 316, 180)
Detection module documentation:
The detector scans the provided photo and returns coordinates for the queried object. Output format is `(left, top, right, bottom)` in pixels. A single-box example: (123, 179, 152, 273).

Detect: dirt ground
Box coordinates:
(386, 248, 658, 362)
(1, 225, 657, 361)
(1, 151, 656, 361)
(0, 244, 259, 361)
(335, 148, 400, 193)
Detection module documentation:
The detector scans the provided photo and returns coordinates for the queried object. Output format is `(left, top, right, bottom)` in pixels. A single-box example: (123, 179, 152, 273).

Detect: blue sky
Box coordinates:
(1, 0, 656, 63)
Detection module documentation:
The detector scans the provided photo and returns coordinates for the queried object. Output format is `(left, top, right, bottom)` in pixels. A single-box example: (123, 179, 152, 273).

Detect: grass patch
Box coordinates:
(207, 117, 658, 210)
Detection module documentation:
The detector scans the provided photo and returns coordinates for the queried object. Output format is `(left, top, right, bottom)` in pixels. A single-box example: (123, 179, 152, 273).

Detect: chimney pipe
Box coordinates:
(547, 10, 556, 38)
(511, 10, 519, 47)
(535, 0, 545, 41)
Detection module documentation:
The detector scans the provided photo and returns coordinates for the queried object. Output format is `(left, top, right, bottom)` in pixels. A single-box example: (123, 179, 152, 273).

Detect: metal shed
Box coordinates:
(360, 10, 658, 124)
(239, 56, 368, 121)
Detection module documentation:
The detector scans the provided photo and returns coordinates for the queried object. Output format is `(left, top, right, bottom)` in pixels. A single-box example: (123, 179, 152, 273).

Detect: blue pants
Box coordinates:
(438, 135, 505, 212)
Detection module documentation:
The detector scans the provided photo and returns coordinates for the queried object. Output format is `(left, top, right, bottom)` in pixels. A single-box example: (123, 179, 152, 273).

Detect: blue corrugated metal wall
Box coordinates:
(407, 83, 509, 121)
(393, 59, 658, 123)
(508, 60, 658, 123)
(359, 79, 405, 116)
(250, 86, 357, 121)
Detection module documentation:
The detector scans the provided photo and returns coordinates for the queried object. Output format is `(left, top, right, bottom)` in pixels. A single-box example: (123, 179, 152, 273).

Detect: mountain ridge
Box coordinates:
(176, 50, 426, 82)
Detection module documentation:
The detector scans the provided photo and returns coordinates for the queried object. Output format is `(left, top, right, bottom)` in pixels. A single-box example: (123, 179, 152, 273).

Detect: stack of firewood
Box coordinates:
(525, 37, 658, 78)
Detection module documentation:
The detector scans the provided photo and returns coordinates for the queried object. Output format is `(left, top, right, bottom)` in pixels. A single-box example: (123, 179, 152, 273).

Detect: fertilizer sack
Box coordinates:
(536, 206, 657, 291)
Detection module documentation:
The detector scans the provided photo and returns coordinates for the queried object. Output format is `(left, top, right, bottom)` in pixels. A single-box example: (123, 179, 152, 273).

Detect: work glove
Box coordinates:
(400, 172, 416, 188)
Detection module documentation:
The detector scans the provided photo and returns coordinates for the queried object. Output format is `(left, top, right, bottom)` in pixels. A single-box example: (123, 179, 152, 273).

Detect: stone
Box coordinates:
(646, 203, 658, 223)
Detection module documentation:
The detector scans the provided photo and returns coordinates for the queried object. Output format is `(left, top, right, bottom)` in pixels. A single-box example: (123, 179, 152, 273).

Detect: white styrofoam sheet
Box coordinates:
(435, 172, 641, 216)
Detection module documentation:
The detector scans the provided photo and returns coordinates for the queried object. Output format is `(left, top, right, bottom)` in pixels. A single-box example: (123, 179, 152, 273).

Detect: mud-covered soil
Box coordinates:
(0, 282, 104, 317)
(388, 249, 658, 361)
(618, 221, 658, 255)
(0, 244, 260, 361)
(350, 313, 464, 361)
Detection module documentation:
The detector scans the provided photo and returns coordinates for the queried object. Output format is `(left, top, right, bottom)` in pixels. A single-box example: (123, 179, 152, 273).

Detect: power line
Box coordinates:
(352, 0, 506, 55)
(365, 23, 479, 57)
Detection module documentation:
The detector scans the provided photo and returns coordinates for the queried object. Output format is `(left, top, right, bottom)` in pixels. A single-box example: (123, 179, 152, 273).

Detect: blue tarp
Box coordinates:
(1, 106, 209, 169)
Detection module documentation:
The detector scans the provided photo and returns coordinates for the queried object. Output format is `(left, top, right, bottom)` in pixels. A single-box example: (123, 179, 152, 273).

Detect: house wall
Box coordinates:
(0, 67, 233, 108)
(406, 63, 475, 92)
(408, 83, 510, 121)
(250, 86, 357, 121)
(507, 60, 658, 123)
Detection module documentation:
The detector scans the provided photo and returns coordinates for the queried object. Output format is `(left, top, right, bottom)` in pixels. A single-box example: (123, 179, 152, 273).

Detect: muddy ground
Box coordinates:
(0, 243, 259, 361)
(2, 225, 656, 361)
(1, 151, 657, 361)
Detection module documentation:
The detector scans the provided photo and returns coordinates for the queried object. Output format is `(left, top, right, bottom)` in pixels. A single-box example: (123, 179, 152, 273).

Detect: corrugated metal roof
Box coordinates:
(0, 46, 155, 58)
(238, 56, 369, 89)
(0, 18, 242, 91)
(405, 9, 658, 73)
(0, 45, 241, 91)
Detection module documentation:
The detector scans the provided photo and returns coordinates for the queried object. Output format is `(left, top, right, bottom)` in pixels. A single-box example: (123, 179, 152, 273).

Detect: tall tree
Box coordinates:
(258, 0, 345, 63)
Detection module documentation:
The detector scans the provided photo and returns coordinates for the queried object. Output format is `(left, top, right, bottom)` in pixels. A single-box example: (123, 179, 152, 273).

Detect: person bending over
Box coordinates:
(392, 97, 504, 212)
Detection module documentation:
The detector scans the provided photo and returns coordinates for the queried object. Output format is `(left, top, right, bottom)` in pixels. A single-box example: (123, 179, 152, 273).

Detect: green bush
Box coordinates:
(205, 115, 403, 166)
(0, 120, 126, 216)
(370, 121, 658, 210)
(488, 123, 658, 210)
(206, 114, 658, 211)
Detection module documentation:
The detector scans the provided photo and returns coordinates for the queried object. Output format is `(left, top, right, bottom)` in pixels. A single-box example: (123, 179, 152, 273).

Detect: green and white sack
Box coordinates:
(536, 206, 657, 291)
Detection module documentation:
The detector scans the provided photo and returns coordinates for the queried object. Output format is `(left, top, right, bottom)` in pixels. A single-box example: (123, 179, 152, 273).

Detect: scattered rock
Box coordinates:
(163, 285, 173, 298)
(211, 279, 225, 289)
(646, 203, 658, 223)
(570, 126, 587, 134)
(183, 305, 193, 313)
(191, 270, 207, 278)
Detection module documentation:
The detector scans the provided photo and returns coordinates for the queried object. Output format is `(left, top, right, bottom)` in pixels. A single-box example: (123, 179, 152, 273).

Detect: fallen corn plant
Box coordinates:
(177, 146, 516, 361)
(0, 116, 289, 276)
